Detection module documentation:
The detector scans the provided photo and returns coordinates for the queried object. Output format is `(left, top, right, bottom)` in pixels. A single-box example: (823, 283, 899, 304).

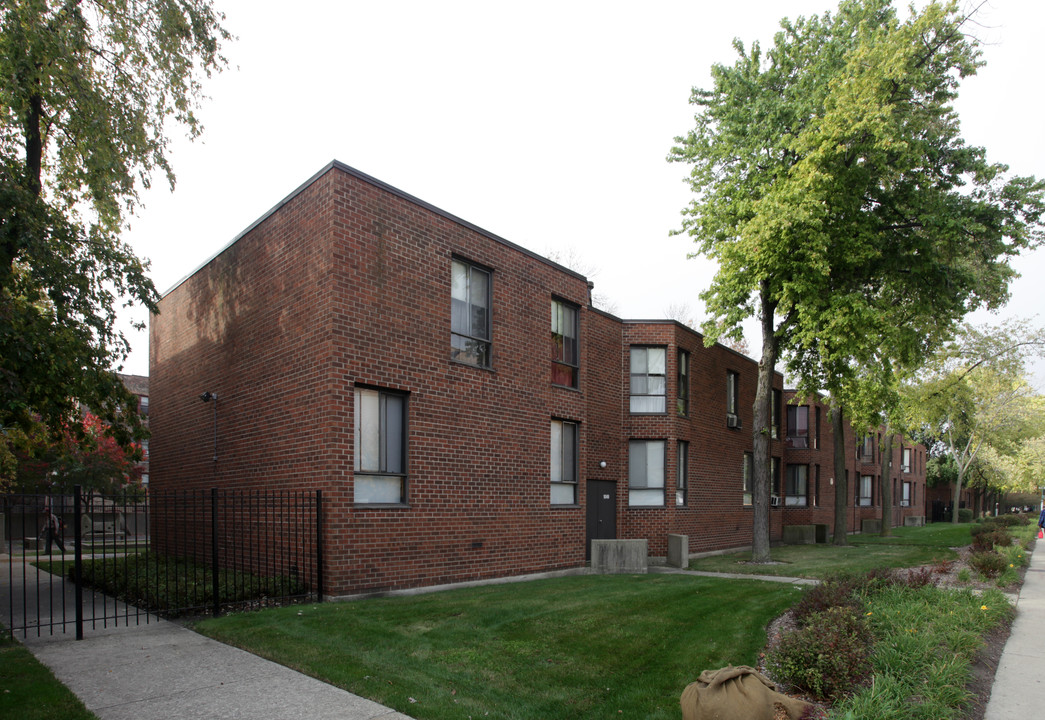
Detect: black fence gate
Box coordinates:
(2, 487, 322, 640)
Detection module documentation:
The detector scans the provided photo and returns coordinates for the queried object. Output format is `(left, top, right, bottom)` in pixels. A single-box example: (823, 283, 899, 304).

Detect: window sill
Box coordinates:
(353, 503, 411, 509)
(551, 503, 581, 509)
(551, 383, 581, 392)
(450, 358, 495, 373)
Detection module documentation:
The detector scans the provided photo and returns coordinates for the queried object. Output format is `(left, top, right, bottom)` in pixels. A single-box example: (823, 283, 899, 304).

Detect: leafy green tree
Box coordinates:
(911, 322, 1045, 522)
(926, 454, 958, 489)
(0, 0, 229, 445)
(1007, 435, 1045, 499)
(669, 0, 1043, 559)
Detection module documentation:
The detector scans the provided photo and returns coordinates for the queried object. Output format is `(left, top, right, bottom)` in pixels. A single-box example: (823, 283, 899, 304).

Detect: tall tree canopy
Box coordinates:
(0, 0, 229, 447)
(669, 0, 1044, 560)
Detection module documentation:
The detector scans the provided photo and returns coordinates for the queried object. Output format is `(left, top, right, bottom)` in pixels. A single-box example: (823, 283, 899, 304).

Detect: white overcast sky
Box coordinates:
(117, 0, 1045, 387)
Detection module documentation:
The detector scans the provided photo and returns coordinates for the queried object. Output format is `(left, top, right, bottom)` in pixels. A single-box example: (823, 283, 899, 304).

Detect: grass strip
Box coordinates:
(195, 573, 803, 720)
(827, 585, 1013, 719)
(689, 541, 960, 578)
(0, 637, 99, 720)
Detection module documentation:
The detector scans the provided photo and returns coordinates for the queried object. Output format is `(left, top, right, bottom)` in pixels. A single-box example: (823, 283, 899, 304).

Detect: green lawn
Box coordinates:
(194, 574, 803, 720)
(0, 638, 99, 720)
(689, 524, 973, 577)
(848, 523, 974, 547)
(13, 522, 1018, 720)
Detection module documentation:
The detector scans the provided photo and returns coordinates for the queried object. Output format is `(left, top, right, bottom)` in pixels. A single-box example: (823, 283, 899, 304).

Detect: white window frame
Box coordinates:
(726, 371, 739, 421)
(550, 419, 578, 505)
(551, 300, 579, 388)
(677, 350, 689, 416)
(786, 405, 809, 449)
(450, 258, 492, 368)
(354, 387, 407, 504)
(785, 464, 808, 507)
(676, 441, 688, 506)
(629, 439, 665, 506)
(858, 475, 873, 507)
(630, 347, 667, 414)
(859, 435, 874, 461)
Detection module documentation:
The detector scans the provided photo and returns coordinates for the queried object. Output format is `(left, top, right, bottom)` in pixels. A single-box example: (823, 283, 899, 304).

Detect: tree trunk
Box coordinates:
(25, 93, 43, 196)
(880, 431, 893, 537)
(751, 282, 778, 563)
(832, 406, 848, 546)
(951, 475, 963, 523)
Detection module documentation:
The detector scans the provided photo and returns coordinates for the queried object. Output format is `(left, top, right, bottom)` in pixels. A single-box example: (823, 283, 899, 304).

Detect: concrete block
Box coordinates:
(904, 516, 925, 527)
(591, 539, 648, 574)
(667, 534, 689, 568)
(861, 518, 882, 534)
(783, 525, 816, 545)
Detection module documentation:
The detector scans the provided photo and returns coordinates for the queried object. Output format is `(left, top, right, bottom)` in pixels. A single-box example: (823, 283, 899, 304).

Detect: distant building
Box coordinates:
(118, 373, 149, 487)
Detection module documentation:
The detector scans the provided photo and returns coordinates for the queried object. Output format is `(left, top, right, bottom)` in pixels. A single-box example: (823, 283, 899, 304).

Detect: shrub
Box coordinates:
(69, 551, 309, 615)
(972, 528, 1012, 552)
(769, 605, 874, 700)
(968, 550, 1008, 579)
(958, 508, 974, 523)
(861, 567, 900, 589)
(896, 567, 934, 589)
(791, 575, 865, 626)
(989, 514, 1028, 528)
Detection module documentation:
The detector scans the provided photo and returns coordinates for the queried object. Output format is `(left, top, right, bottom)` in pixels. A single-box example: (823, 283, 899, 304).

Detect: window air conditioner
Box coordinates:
(727, 414, 742, 429)
(770, 495, 782, 507)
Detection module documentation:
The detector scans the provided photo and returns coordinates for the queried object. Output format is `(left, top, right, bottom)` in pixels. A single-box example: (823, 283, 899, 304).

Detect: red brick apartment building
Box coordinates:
(150, 161, 927, 598)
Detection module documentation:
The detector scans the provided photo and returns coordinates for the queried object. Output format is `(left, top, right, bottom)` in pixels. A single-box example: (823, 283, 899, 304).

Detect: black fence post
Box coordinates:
(73, 486, 83, 640)
(316, 490, 323, 601)
(211, 488, 220, 618)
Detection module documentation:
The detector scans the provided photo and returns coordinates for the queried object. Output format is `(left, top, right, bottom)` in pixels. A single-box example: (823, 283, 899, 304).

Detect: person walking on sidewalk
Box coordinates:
(40, 502, 66, 554)
(1038, 506, 1045, 539)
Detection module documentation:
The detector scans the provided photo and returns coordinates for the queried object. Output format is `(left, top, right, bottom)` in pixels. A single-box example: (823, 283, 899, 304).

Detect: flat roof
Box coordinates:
(163, 160, 587, 297)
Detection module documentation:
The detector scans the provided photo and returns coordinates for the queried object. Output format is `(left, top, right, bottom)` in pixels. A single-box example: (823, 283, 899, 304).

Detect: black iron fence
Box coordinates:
(2, 487, 322, 639)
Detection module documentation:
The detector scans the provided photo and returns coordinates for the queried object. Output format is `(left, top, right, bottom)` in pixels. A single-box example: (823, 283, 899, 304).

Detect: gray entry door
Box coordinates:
(586, 480, 616, 560)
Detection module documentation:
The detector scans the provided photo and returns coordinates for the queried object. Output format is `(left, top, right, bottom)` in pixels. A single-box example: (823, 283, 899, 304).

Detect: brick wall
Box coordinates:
(154, 163, 594, 596)
(152, 161, 931, 596)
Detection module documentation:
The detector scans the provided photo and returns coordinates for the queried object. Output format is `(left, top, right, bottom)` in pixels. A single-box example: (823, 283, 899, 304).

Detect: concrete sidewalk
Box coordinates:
(983, 537, 1045, 719)
(2, 562, 411, 720)
(20, 619, 412, 720)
